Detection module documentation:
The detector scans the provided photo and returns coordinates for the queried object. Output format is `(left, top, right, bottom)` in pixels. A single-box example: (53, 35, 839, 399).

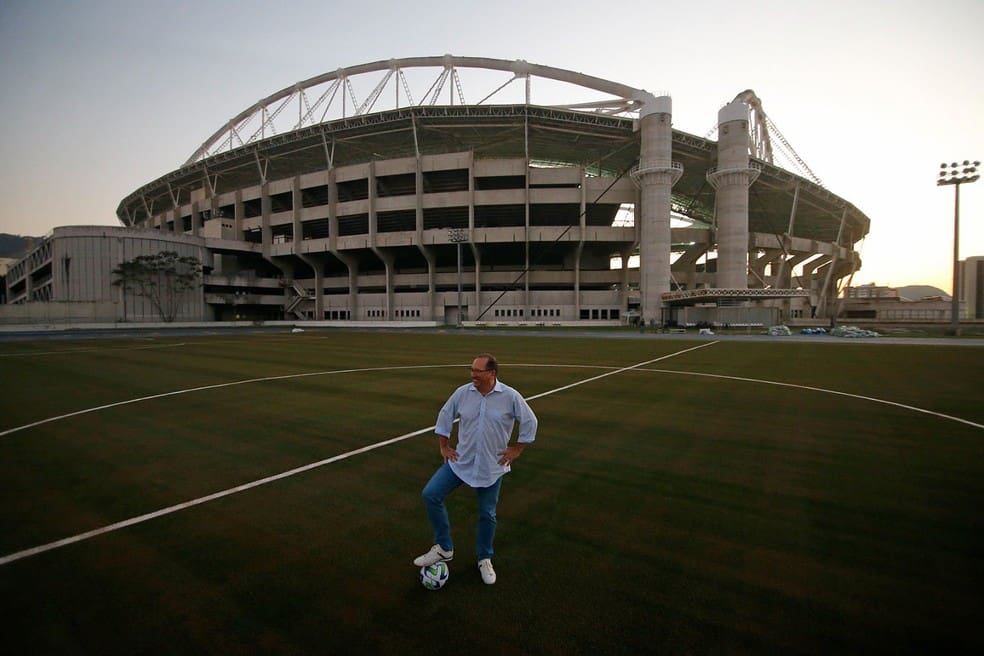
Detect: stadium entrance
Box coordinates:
(444, 305, 467, 325)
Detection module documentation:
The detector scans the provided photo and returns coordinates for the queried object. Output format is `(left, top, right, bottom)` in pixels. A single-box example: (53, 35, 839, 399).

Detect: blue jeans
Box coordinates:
(422, 462, 502, 561)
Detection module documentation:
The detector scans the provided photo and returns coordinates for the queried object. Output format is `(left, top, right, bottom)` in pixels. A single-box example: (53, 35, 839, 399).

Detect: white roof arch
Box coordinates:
(184, 55, 659, 166)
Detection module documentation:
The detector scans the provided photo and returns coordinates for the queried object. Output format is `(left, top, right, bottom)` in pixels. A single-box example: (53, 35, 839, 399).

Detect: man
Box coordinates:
(413, 353, 538, 585)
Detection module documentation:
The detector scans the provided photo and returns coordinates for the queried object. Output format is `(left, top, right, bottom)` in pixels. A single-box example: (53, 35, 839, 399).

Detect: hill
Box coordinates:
(0, 234, 37, 259)
(898, 285, 949, 301)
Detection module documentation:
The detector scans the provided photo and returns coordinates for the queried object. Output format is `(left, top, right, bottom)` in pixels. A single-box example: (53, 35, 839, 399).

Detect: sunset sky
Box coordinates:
(1, 0, 981, 292)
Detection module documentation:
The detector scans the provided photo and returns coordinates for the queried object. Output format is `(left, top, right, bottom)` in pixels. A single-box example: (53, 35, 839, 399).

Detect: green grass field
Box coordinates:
(1, 330, 982, 654)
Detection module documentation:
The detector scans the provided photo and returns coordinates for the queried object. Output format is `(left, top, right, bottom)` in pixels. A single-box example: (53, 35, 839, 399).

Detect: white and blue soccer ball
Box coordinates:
(420, 562, 449, 590)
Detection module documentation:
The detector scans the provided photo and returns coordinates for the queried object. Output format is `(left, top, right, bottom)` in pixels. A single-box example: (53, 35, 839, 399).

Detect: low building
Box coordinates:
(959, 257, 984, 319)
(0, 226, 209, 324)
(840, 283, 959, 322)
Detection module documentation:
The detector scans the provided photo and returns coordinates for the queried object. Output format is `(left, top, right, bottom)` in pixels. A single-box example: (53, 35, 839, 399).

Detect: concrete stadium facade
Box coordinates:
(16, 57, 874, 327)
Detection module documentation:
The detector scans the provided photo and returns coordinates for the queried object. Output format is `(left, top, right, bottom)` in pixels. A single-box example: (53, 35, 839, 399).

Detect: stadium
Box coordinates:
(19, 56, 872, 326)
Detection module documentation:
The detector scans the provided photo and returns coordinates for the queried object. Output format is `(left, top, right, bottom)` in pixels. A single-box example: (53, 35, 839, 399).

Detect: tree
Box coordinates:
(112, 251, 203, 322)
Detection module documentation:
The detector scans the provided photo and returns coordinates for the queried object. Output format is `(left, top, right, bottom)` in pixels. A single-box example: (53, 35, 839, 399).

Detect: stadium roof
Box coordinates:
(117, 56, 870, 246)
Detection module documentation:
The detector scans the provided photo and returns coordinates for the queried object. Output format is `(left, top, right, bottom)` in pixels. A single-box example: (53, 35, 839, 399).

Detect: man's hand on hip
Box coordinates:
(497, 443, 526, 466)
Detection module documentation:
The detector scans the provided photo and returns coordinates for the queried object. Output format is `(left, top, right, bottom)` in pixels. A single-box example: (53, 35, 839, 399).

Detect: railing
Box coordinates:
(661, 287, 809, 302)
(629, 161, 683, 186)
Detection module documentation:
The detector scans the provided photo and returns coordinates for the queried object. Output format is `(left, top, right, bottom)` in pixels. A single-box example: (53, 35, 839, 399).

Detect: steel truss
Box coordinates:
(185, 56, 649, 166)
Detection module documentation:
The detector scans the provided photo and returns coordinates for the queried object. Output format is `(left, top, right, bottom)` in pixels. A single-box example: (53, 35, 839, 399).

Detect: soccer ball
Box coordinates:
(420, 562, 449, 590)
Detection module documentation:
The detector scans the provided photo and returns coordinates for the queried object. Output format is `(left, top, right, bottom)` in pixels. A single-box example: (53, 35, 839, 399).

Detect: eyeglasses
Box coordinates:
(469, 368, 493, 374)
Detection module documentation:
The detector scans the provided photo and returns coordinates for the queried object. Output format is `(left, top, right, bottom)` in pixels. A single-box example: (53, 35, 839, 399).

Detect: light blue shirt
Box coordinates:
(435, 379, 538, 488)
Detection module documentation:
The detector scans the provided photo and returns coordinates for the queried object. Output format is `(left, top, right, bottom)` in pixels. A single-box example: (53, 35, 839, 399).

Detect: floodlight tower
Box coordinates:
(937, 160, 980, 335)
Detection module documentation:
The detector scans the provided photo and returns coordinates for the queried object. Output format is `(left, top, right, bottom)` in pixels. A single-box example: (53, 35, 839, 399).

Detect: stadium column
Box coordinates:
(751, 248, 783, 285)
(368, 162, 395, 320)
(523, 144, 531, 317)
(707, 100, 760, 290)
(233, 190, 243, 240)
(631, 94, 681, 326)
(326, 168, 359, 320)
(191, 201, 201, 237)
(774, 180, 800, 288)
(467, 151, 481, 322)
(774, 182, 799, 319)
(815, 207, 848, 319)
(414, 156, 436, 321)
(260, 182, 289, 312)
(294, 176, 324, 319)
(260, 183, 272, 261)
(805, 255, 831, 317)
(575, 166, 587, 320)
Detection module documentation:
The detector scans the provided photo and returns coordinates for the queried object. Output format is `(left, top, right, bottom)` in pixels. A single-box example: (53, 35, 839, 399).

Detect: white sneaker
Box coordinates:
(478, 558, 496, 584)
(413, 544, 453, 567)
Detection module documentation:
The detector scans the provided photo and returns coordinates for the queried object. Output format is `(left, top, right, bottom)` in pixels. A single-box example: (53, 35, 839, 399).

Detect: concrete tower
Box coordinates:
(707, 100, 760, 289)
(632, 93, 682, 324)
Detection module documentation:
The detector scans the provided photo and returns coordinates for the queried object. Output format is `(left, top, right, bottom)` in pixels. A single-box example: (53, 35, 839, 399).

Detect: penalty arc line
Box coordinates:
(523, 341, 718, 402)
(0, 341, 718, 567)
(0, 364, 459, 439)
(640, 368, 984, 430)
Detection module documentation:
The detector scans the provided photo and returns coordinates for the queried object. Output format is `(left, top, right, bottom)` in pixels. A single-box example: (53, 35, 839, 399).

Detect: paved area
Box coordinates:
(0, 324, 982, 347)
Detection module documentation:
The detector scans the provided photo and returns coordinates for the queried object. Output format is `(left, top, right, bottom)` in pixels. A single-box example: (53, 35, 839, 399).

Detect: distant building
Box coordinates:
(960, 256, 984, 319)
(839, 276, 977, 323)
(0, 257, 17, 305)
(844, 284, 900, 300)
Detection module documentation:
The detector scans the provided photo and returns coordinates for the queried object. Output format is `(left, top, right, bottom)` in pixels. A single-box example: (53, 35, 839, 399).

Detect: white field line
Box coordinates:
(0, 426, 438, 567)
(0, 364, 458, 439)
(506, 363, 984, 430)
(522, 342, 718, 401)
(639, 368, 984, 430)
(0, 343, 717, 566)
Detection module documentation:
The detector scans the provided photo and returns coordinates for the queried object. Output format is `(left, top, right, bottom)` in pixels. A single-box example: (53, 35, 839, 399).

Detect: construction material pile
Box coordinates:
(830, 325, 881, 338)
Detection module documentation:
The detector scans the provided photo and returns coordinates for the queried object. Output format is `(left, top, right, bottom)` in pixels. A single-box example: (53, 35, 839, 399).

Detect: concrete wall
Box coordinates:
(0, 301, 120, 325)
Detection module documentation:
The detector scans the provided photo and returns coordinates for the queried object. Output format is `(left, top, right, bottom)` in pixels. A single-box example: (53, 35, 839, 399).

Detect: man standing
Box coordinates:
(413, 353, 538, 584)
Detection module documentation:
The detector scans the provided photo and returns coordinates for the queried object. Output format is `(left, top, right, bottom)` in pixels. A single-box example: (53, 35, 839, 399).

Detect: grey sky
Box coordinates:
(1, 0, 981, 291)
